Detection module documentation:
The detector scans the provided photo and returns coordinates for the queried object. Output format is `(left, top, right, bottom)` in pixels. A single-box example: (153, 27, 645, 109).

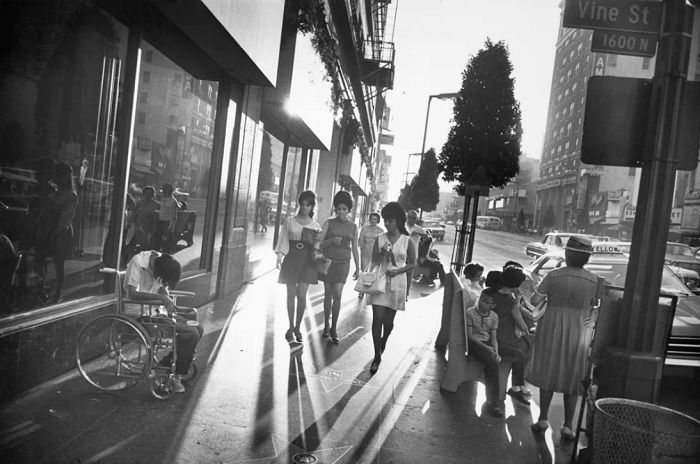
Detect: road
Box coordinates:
(433, 227, 534, 272)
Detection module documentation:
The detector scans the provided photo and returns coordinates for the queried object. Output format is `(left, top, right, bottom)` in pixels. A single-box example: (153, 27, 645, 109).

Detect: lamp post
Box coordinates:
(421, 92, 459, 155)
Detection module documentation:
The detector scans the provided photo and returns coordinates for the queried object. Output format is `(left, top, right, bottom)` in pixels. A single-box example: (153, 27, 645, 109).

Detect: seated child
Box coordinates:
(465, 287, 503, 418)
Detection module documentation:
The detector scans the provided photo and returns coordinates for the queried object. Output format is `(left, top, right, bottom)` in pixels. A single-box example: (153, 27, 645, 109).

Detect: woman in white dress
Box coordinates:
(275, 190, 321, 343)
(368, 202, 416, 374)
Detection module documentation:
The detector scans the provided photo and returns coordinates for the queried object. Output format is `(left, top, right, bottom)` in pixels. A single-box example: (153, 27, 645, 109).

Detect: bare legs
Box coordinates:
(323, 282, 344, 342)
(535, 388, 579, 431)
(286, 282, 309, 342)
(371, 305, 397, 368)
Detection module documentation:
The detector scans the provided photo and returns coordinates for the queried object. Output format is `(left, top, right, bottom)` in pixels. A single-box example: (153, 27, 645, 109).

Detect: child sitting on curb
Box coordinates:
(465, 287, 503, 417)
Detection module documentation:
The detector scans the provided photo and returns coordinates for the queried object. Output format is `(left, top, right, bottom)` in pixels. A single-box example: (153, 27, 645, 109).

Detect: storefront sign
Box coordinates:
(671, 208, 682, 225)
(681, 205, 700, 230)
(622, 203, 636, 222)
(607, 191, 621, 201)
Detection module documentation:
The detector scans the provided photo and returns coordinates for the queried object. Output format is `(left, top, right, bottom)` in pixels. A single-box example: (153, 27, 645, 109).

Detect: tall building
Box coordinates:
(536, 4, 653, 235)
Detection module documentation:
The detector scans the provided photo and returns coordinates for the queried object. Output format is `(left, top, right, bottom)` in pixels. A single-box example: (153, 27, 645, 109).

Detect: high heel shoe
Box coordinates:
(285, 329, 294, 343)
(294, 328, 303, 343)
(369, 358, 381, 374)
(322, 327, 330, 338)
(531, 420, 549, 433)
(560, 426, 575, 440)
(330, 329, 339, 345)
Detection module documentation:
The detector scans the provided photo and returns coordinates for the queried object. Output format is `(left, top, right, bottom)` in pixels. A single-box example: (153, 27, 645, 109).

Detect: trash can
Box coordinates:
(592, 398, 700, 464)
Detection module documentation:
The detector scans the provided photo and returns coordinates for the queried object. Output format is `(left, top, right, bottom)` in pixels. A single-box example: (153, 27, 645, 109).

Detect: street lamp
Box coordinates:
(421, 92, 459, 155)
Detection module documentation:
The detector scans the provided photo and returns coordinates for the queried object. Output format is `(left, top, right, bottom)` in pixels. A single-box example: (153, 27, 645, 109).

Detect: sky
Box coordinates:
(386, 0, 563, 198)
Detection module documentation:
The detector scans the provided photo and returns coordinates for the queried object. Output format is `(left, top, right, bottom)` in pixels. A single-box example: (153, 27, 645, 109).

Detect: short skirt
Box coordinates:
(321, 259, 351, 284)
(278, 241, 318, 285)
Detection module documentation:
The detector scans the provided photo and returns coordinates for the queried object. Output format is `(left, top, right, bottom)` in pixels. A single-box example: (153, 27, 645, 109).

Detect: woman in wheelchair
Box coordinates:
(124, 251, 202, 393)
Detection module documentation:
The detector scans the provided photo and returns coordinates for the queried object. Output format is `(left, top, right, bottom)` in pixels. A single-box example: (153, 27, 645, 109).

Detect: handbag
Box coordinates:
(354, 265, 386, 295)
(314, 252, 332, 275)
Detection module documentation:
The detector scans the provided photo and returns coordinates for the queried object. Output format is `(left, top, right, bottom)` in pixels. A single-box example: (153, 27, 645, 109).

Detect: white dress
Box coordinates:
(368, 233, 410, 311)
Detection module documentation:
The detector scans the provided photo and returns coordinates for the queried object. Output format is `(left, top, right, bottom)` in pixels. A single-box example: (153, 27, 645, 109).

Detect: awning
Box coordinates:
(339, 174, 367, 197)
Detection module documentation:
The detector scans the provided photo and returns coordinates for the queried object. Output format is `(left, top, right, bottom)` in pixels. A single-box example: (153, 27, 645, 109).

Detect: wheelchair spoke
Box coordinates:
(76, 315, 152, 391)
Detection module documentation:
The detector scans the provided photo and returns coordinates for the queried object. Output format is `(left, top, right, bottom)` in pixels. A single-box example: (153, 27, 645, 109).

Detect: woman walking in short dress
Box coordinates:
(275, 190, 321, 343)
(319, 191, 359, 344)
(368, 202, 416, 374)
(528, 235, 600, 440)
(359, 212, 383, 271)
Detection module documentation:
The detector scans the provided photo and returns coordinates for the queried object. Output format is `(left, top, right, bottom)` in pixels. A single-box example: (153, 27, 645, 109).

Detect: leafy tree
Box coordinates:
(409, 149, 441, 218)
(438, 38, 522, 194)
(397, 183, 415, 211)
(542, 205, 555, 229)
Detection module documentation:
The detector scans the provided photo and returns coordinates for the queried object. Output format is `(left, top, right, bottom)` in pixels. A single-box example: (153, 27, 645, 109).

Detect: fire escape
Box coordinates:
(361, 0, 396, 100)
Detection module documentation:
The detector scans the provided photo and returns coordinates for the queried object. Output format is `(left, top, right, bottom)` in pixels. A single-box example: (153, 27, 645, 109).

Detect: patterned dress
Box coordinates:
(368, 234, 410, 311)
(527, 266, 599, 395)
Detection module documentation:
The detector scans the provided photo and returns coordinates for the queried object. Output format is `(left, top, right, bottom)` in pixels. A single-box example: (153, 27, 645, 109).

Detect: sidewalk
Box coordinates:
(1, 270, 696, 463)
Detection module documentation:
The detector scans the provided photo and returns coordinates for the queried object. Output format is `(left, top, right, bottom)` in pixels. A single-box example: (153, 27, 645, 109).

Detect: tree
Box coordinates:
(409, 149, 441, 218)
(542, 205, 555, 229)
(397, 183, 415, 211)
(438, 38, 522, 194)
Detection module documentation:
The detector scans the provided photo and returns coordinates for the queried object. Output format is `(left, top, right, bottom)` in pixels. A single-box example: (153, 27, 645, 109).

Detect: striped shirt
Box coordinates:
(465, 306, 499, 343)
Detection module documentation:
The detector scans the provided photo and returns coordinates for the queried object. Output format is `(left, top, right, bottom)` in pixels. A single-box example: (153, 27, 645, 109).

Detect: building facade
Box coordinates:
(536, 4, 700, 240)
(0, 0, 396, 398)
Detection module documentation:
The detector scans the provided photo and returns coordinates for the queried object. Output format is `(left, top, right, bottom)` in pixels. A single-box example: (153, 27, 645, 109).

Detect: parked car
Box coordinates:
(476, 216, 503, 230)
(665, 242, 700, 274)
(524, 244, 700, 367)
(525, 232, 595, 259)
(422, 219, 446, 241)
(606, 241, 700, 291)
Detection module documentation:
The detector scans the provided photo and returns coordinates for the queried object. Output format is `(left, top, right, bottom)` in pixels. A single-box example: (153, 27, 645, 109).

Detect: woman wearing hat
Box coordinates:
(528, 235, 600, 440)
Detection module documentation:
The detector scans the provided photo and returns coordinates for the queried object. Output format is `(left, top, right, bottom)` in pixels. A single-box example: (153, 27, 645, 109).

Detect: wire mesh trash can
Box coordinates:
(592, 398, 700, 464)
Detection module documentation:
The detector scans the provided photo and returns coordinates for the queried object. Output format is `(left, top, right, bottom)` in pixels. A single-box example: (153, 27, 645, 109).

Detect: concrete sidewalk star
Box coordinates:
(240, 434, 351, 463)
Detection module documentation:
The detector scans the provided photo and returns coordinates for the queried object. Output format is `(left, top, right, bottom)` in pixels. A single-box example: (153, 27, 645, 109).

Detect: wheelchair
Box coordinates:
(75, 267, 199, 400)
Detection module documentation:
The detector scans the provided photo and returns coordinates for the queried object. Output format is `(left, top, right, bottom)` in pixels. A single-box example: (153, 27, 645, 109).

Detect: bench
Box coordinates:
(439, 271, 513, 399)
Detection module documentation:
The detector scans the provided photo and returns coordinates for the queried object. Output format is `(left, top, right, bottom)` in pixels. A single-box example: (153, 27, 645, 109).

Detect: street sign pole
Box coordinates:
(602, 0, 695, 401)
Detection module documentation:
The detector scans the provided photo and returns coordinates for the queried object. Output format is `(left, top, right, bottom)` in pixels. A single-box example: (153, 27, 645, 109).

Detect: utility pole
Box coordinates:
(599, 0, 695, 401)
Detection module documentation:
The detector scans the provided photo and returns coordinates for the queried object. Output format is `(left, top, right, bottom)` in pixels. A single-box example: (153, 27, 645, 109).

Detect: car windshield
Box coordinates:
(585, 262, 690, 295)
(666, 244, 693, 257)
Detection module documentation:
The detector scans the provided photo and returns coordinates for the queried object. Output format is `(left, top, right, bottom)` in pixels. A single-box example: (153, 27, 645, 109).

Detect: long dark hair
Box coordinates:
(54, 162, 75, 192)
(381, 201, 408, 235)
(298, 190, 316, 218)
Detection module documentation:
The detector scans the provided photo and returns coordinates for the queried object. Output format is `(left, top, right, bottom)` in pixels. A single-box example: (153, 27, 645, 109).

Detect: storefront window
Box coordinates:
(248, 131, 303, 275)
(124, 40, 218, 275)
(0, 1, 127, 316)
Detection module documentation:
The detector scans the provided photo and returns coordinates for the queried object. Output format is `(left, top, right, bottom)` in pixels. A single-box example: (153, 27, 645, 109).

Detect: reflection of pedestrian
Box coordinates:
(48, 162, 78, 303)
(258, 200, 269, 232)
(130, 186, 159, 249)
(153, 183, 179, 253)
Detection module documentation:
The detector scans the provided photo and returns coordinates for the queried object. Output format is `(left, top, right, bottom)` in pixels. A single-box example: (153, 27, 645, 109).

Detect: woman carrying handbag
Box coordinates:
(318, 191, 359, 344)
(367, 202, 416, 374)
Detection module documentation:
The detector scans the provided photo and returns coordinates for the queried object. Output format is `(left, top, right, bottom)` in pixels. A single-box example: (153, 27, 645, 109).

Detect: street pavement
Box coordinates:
(1, 231, 698, 463)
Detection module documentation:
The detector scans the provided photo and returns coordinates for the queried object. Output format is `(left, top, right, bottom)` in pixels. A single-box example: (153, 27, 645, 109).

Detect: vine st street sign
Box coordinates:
(564, 0, 662, 57)
(563, 0, 662, 33)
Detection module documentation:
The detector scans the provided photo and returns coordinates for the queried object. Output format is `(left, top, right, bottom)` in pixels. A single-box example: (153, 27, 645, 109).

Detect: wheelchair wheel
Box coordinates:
(181, 362, 198, 383)
(76, 314, 152, 391)
(150, 374, 174, 400)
